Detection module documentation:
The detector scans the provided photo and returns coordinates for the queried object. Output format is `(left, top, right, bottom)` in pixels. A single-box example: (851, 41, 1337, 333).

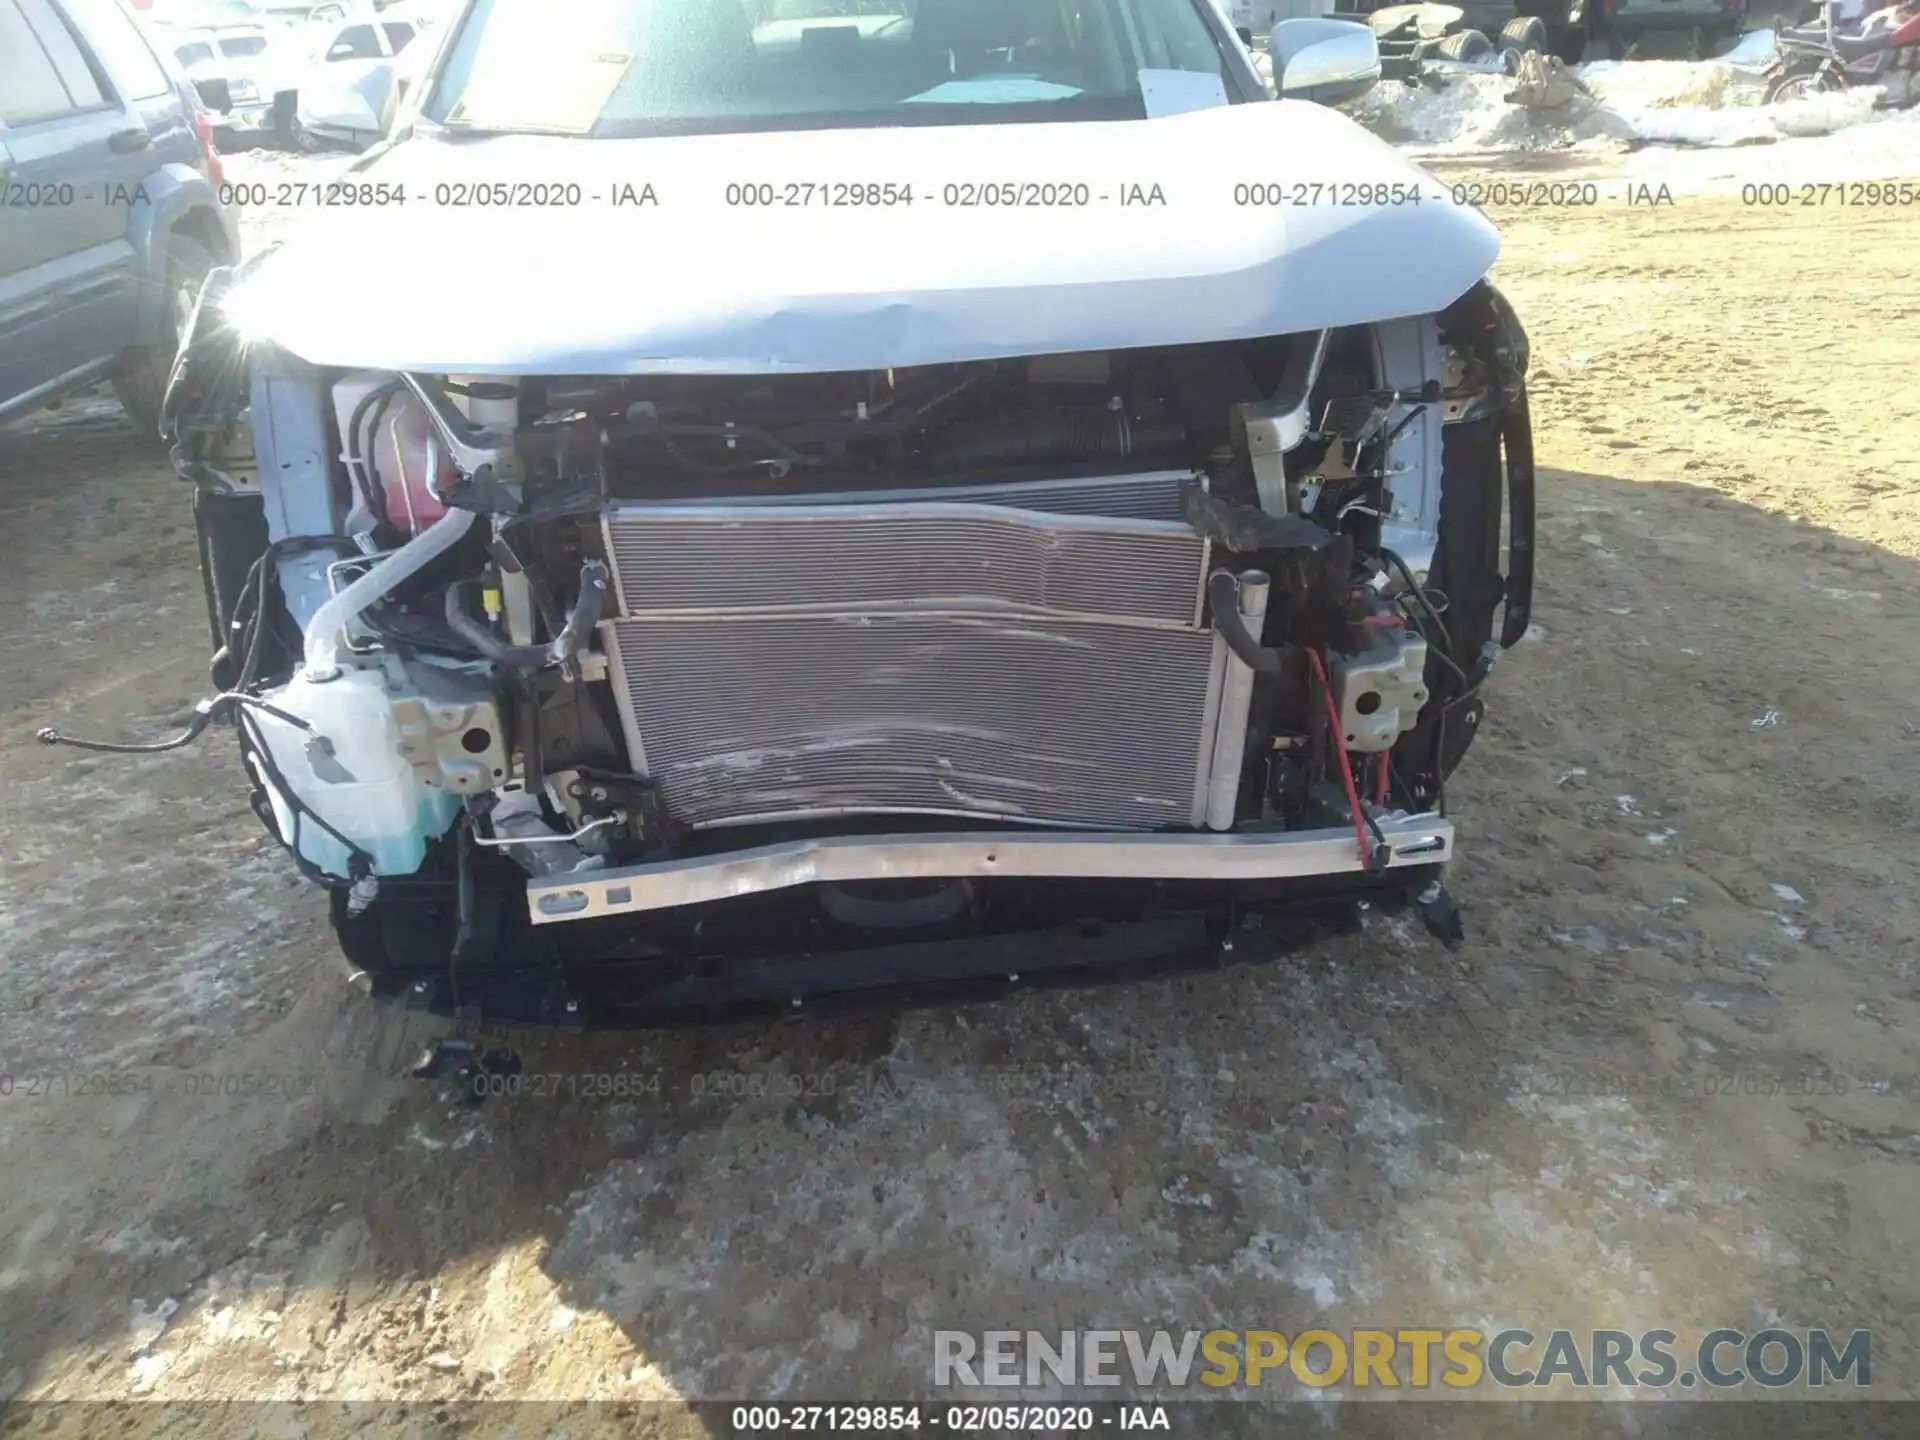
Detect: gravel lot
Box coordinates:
(2, 142, 1917, 1434)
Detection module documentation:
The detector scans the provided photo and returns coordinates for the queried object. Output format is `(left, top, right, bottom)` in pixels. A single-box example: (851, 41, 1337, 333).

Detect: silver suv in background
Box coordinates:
(161, 22, 291, 147)
(0, 0, 239, 432)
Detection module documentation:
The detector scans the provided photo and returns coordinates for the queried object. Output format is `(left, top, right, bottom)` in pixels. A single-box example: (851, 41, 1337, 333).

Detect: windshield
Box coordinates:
(220, 32, 269, 55)
(424, 0, 1241, 137)
(175, 39, 217, 66)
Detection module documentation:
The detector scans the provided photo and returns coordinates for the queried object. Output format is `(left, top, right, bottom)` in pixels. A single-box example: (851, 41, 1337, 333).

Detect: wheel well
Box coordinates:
(172, 207, 232, 267)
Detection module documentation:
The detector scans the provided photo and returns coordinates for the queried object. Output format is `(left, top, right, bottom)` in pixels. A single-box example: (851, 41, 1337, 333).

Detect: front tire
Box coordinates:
(113, 232, 217, 440)
(1765, 64, 1845, 103)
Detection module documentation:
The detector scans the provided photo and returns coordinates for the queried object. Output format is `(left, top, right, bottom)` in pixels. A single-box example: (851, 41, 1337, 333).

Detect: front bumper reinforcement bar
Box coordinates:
(525, 814, 1455, 924)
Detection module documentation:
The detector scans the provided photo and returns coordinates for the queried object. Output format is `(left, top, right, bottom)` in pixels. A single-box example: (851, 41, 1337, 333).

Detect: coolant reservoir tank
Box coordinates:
(246, 669, 461, 880)
(331, 373, 453, 534)
(380, 399, 451, 532)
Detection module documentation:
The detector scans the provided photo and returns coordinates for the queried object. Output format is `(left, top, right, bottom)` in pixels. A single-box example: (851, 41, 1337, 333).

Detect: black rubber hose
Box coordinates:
(362, 385, 401, 520)
(1378, 547, 1479, 716)
(444, 561, 610, 669)
(1207, 570, 1284, 675)
(37, 692, 313, 754)
(345, 379, 404, 529)
(542, 560, 611, 664)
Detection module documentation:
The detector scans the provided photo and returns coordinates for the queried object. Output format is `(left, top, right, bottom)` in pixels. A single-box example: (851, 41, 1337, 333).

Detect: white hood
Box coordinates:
(228, 99, 1499, 375)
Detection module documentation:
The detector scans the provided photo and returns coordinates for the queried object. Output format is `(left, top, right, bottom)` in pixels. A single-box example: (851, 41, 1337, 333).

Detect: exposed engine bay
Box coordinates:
(55, 272, 1533, 1023)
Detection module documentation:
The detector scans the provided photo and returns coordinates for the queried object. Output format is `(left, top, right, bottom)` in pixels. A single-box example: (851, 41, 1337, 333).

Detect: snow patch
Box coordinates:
(1357, 42, 1893, 154)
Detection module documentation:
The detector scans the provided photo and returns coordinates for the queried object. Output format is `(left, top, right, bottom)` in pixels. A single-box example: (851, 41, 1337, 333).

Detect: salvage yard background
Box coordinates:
(3, 125, 1920, 1428)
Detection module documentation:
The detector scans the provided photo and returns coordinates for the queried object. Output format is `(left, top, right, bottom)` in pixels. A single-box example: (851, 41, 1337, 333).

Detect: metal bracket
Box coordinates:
(1234, 329, 1331, 516)
(399, 373, 524, 510)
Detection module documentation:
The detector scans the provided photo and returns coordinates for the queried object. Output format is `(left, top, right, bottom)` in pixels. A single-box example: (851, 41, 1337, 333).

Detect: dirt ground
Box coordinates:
(2, 155, 1918, 1434)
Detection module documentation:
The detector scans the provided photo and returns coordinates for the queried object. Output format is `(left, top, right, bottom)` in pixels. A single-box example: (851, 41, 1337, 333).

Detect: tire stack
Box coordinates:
(1434, 26, 1498, 61)
(1499, 14, 1551, 70)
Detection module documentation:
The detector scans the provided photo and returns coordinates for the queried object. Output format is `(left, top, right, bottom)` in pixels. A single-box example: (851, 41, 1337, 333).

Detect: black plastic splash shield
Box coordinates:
(329, 864, 1445, 1031)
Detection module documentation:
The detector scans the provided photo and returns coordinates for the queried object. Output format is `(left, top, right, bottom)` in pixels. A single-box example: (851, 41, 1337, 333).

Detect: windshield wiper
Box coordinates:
(419, 117, 534, 141)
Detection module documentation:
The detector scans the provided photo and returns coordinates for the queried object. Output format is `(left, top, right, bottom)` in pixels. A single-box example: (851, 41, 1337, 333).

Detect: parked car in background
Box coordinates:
(292, 8, 427, 150)
(0, 0, 238, 432)
(162, 22, 295, 146)
(1598, 0, 1747, 58)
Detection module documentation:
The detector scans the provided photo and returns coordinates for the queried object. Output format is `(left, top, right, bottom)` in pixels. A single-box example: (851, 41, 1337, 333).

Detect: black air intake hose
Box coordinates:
(921, 407, 1185, 470)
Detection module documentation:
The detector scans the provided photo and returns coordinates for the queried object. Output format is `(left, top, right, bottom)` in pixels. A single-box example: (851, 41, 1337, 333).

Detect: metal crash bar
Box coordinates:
(524, 815, 1455, 924)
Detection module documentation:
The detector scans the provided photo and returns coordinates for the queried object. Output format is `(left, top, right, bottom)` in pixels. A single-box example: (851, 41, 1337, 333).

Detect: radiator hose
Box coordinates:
(445, 560, 610, 671)
(1208, 570, 1284, 674)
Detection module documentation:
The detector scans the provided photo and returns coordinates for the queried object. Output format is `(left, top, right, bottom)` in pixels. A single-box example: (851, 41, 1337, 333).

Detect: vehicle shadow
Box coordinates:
(4, 460, 1917, 1433)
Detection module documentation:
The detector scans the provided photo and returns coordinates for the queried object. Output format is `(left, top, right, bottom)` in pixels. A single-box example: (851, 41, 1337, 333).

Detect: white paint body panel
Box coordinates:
(228, 98, 1498, 375)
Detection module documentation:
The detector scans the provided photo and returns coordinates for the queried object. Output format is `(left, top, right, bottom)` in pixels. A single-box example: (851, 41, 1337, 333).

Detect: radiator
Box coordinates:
(599, 470, 1243, 832)
(631, 470, 1200, 521)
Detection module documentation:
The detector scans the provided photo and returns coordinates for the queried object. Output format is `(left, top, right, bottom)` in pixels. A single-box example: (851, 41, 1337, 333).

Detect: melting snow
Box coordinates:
(1357, 40, 1909, 157)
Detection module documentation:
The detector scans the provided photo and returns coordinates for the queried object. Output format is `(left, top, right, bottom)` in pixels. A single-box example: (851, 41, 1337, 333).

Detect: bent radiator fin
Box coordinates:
(599, 472, 1236, 831)
(605, 613, 1218, 830)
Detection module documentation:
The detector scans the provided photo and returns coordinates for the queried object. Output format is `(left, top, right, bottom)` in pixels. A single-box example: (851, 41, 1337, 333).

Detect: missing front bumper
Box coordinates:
(526, 815, 1454, 925)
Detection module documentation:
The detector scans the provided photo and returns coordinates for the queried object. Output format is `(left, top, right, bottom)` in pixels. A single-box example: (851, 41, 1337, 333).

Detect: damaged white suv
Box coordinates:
(67, 0, 1535, 1027)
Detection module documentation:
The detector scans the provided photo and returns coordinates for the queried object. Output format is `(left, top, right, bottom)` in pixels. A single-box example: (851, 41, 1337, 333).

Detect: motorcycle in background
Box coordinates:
(1765, 0, 1920, 104)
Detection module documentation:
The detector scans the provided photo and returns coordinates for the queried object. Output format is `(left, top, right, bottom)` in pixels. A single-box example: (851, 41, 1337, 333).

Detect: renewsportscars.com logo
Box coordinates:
(933, 1328, 1871, 1392)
